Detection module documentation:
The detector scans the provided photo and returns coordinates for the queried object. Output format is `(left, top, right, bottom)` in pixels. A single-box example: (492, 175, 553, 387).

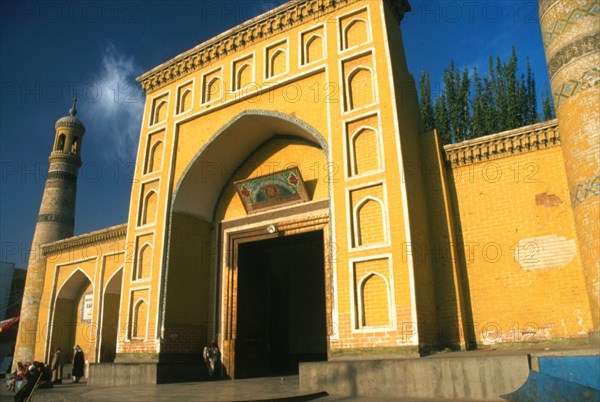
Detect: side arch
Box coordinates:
(346, 66, 374, 110)
(356, 271, 391, 328)
(205, 76, 222, 103)
(179, 88, 192, 113)
(153, 99, 168, 124)
(55, 267, 94, 298)
(99, 267, 123, 362)
(49, 268, 94, 364)
(269, 49, 287, 78)
(343, 18, 369, 49)
(350, 125, 381, 176)
(140, 190, 158, 226)
(130, 297, 149, 339)
(305, 34, 323, 64)
(353, 196, 387, 247)
(236, 63, 252, 91)
(56, 134, 66, 151)
(135, 243, 153, 280)
(147, 140, 164, 174)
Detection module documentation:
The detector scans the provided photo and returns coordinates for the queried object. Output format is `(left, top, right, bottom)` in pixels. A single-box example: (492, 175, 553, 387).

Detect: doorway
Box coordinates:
(99, 269, 122, 362)
(235, 230, 327, 378)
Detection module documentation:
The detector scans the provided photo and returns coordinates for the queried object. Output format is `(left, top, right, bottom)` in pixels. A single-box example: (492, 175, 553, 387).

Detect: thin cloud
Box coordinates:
(89, 42, 144, 163)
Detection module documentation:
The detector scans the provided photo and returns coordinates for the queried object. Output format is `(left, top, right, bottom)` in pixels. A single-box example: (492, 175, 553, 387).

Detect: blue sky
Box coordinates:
(0, 0, 548, 266)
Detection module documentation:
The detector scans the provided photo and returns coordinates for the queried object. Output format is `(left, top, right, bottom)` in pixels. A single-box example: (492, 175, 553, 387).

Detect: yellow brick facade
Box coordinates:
(443, 127, 591, 345)
(32, 224, 126, 364)
(116, 0, 429, 366)
(22, 0, 596, 382)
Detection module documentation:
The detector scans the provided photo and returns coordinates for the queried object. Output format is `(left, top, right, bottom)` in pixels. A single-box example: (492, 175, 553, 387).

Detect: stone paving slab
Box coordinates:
(3, 347, 594, 401)
(0, 377, 449, 402)
(1, 376, 330, 402)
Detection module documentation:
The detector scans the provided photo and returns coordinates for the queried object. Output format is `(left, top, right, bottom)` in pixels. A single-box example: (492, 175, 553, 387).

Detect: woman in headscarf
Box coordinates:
(72, 345, 84, 383)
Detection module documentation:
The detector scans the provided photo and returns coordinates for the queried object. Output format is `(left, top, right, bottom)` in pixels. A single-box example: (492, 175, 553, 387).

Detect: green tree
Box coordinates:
(471, 69, 485, 138)
(456, 68, 471, 141)
(444, 61, 460, 142)
(434, 93, 451, 144)
(481, 76, 497, 135)
(491, 56, 508, 131)
(418, 46, 548, 143)
(525, 58, 538, 124)
(419, 70, 435, 131)
(505, 47, 521, 129)
(542, 87, 555, 120)
(519, 72, 528, 126)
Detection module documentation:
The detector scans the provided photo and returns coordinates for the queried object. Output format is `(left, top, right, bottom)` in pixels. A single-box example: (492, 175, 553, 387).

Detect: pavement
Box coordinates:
(3, 346, 595, 401)
(1, 375, 439, 402)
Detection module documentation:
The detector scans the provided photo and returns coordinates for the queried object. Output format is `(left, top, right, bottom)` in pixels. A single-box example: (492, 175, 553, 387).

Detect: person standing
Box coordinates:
(72, 345, 84, 383)
(50, 347, 63, 384)
(202, 341, 219, 379)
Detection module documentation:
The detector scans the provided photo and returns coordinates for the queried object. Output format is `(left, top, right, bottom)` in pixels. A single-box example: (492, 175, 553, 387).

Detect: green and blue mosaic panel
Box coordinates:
(235, 166, 310, 213)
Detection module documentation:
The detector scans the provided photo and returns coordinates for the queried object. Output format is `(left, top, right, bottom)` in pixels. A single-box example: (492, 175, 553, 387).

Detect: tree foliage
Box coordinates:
(418, 46, 553, 144)
(542, 86, 556, 121)
(419, 70, 435, 131)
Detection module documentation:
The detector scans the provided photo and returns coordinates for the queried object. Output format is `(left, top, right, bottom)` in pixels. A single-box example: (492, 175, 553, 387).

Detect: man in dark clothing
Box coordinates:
(13, 365, 40, 402)
(37, 363, 54, 389)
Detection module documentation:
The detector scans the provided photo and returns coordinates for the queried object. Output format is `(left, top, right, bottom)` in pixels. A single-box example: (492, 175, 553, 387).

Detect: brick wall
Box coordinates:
(445, 139, 592, 344)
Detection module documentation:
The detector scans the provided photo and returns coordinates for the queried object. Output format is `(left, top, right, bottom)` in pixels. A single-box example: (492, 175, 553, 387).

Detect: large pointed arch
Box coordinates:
(172, 110, 329, 221)
(162, 110, 333, 367)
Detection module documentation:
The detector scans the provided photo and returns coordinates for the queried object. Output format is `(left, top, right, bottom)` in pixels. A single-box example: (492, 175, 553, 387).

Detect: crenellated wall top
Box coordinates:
(136, 0, 410, 93)
(443, 119, 560, 167)
(41, 223, 127, 255)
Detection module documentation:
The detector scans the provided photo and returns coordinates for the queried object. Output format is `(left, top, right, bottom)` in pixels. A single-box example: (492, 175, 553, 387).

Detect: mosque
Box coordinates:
(12, 0, 599, 387)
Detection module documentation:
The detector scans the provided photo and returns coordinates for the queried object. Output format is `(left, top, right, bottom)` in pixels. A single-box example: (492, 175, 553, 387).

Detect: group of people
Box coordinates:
(6, 340, 218, 400)
(49, 345, 86, 384)
(6, 361, 53, 402)
(5, 345, 85, 401)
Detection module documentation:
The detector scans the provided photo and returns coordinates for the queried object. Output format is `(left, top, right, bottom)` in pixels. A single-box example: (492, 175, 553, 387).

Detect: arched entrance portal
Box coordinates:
(99, 268, 122, 362)
(49, 269, 93, 365)
(169, 111, 332, 379)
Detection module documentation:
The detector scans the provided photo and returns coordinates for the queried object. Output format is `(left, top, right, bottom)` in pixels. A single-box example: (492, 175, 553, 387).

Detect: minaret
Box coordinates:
(13, 98, 85, 365)
(538, 0, 600, 342)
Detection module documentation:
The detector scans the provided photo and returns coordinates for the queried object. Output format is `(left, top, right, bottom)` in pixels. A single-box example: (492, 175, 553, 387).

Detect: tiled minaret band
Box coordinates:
(539, 0, 600, 342)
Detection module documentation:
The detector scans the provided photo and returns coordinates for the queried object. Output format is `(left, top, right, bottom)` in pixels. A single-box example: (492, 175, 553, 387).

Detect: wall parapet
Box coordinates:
(443, 119, 560, 167)
(136, 0, 410, 93)
(41, 223, 127, 255)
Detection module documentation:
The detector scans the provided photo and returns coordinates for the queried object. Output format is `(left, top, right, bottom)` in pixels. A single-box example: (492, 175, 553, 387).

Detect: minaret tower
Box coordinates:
(538, 0, 600, 342)
(539, 0, 600, 343)
(13, 97, 85, 365)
